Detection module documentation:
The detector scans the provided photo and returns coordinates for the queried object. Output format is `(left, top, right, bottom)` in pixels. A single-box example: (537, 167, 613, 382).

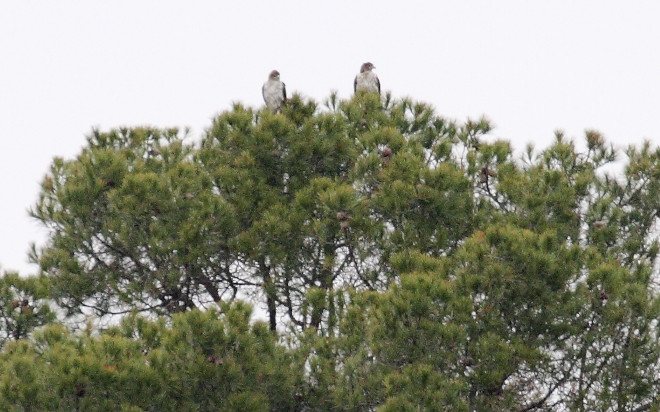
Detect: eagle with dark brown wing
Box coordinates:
(262, 70, 287, 112)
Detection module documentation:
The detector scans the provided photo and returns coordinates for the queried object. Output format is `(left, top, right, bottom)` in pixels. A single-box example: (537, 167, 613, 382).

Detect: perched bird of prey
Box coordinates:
(354, 62, 380, 94)
(262, 70, 287, 113)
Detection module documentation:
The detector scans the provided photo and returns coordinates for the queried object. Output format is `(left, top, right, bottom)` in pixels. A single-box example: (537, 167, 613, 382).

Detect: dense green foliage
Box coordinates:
(1, 93, 658, 410)
(0, 272, 53, 348)
(0, 304, 300, 411)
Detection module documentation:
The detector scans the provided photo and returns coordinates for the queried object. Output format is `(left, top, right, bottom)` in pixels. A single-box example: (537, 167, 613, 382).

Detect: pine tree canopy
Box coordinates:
(0, 93, 658, 411)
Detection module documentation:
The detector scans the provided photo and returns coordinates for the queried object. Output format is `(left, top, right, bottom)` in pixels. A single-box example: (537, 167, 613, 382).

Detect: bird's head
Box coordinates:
(269, 70, 281, 80)
(360, 62, 375, 73)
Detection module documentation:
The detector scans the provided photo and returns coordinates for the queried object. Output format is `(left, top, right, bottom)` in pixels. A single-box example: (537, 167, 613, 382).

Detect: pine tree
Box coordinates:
(15, 93, 660, 411)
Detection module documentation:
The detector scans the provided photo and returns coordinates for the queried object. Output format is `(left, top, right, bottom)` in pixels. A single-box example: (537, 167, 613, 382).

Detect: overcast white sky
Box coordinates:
(2, 1, 660, 274)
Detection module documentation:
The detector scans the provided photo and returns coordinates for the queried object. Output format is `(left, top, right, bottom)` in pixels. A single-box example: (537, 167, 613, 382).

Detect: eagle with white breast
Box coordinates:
(354, 62, 380, 95)
(262, 70, 287, 113)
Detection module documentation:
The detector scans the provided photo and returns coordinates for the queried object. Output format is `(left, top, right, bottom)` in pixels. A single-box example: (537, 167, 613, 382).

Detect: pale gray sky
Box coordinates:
(2, 1, 660, 274)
